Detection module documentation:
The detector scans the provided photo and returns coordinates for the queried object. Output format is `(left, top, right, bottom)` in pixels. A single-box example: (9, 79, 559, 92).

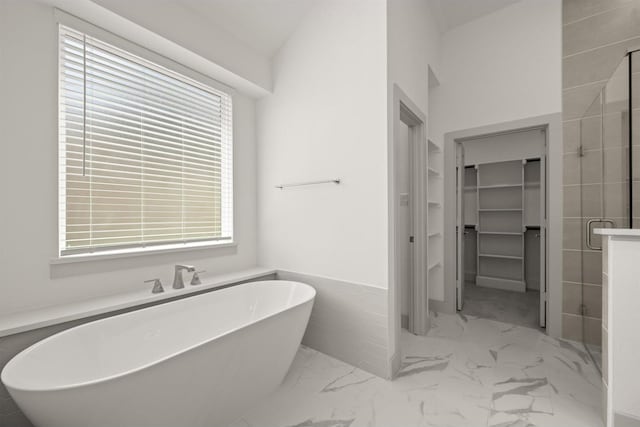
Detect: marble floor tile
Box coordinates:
(231, 313, 603, 427)
(461, 283, 541, 330)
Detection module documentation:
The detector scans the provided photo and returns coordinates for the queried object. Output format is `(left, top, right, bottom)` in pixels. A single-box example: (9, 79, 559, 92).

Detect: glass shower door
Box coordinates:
(579, 54, 631, 369)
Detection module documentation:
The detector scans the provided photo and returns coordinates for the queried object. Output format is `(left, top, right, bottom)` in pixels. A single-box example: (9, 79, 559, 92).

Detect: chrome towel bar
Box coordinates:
(276, 179, 341, 190)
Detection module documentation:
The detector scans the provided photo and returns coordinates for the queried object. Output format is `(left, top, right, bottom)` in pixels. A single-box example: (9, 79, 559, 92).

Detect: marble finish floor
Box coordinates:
(231, 313, 602, 427)
(461, 282, 541, 329)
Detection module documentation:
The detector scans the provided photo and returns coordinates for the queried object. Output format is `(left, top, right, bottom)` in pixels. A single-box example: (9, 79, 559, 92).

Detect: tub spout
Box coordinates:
(173, 264, 195, 289)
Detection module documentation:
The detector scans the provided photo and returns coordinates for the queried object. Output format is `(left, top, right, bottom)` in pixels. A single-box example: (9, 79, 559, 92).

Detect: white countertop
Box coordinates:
(595, 228, 640, 237)
(0, 267, 276, 338)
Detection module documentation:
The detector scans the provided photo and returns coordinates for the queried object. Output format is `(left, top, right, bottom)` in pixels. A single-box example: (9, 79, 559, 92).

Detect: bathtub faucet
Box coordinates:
(173, 264, 196, 289)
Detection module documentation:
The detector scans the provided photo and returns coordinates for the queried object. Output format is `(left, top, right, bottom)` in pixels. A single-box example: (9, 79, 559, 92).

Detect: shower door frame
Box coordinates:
(578, 50, 636, 369)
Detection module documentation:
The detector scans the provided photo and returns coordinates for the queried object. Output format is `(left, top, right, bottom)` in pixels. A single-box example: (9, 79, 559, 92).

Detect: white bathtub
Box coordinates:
(1, 280, 315, 427)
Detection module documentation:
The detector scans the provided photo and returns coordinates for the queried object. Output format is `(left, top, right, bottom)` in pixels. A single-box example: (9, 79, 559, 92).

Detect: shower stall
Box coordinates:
(576, 50, 639, 369)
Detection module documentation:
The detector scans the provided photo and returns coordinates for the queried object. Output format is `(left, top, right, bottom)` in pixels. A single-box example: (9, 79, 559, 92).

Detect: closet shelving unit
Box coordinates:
(427, 139, 443, 295)
(475, 159, 526, 292)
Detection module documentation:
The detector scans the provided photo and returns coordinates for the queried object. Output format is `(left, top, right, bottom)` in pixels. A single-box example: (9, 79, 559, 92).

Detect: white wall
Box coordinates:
(37, 0, 272, 96)
(256, 0, 388, 288)
(431, 0, 562, 138)
(431, 0, 562, 304)
(387, 0, 441, 116)
(0, 0, 258, 314)
(462, 128, 545, 166)
(386, 0, 441, 366)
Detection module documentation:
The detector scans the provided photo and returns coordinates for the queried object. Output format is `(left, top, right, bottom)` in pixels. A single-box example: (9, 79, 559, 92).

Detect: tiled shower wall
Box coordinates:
(562, 0, 640, 344)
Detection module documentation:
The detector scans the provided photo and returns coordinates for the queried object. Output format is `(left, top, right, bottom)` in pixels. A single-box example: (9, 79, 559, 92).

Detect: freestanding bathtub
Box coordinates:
(1, 280, 315, 427)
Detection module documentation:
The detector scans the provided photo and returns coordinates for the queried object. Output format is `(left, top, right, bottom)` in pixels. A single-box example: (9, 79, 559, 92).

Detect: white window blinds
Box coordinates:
(58, 25, 233, 256)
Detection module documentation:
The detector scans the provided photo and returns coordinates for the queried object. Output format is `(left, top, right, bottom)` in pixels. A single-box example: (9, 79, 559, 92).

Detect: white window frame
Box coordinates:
(55, 13, 235, 262)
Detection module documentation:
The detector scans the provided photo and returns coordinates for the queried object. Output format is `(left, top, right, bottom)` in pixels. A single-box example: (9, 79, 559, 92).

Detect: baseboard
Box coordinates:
(389, 350, 401, 379)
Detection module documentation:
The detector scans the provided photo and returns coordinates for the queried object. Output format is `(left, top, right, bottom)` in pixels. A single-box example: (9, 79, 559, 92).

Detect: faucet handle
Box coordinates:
(190, 270, 206, 286)
(145, 278, 164, 294)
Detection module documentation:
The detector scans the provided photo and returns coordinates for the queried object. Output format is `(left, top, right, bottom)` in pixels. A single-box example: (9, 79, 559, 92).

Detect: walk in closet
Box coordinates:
(464, 159, 541, 292)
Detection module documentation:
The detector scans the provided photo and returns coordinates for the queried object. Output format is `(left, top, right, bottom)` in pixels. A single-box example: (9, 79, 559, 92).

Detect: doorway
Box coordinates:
(455, 128, 548, 329)
(390, 85, 429, 365)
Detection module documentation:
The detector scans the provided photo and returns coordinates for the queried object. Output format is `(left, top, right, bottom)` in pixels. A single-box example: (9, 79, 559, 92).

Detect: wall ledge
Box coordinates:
(0, 267, 276, 338)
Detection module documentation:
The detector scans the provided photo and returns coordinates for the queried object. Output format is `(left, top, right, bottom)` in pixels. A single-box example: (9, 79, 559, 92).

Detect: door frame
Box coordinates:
(439, 113, 563, 338)
(456, 144, 465, 311)
(388, 85, 428, 377)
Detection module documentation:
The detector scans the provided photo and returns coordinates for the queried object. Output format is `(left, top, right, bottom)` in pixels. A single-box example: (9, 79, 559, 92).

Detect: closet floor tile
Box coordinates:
(461, 281, 542, 329)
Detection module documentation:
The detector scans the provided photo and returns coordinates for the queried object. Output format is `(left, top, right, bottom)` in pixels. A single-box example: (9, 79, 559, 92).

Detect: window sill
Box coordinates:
(50, 240, 236, 265)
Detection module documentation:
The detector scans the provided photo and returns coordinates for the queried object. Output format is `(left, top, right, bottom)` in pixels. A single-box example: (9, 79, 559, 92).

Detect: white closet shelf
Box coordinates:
(478, 231, 522, 236)
(428, 232, 442, 238)
(478, 208, 522, 212)
(476, 276, 526, 292)
(479, 253, 523, 260)
(478, 184, 522, 189)
(428, 167, 440, 176)
(428, 201, 441, 206)
(428, 140, 440, 152)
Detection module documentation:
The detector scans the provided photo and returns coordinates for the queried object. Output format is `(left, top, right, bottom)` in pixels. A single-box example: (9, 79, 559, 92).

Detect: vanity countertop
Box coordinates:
(595, 228, 640, 237)
(0, 267, 277, 338)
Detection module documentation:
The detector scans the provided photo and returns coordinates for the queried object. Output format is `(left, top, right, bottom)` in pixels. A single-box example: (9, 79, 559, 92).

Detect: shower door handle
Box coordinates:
(586, 218, 615, 250)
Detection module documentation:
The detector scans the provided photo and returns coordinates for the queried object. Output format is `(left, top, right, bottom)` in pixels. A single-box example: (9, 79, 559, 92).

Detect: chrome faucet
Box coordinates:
(145, 278, 164, 294)
(173, 264, 195, 289)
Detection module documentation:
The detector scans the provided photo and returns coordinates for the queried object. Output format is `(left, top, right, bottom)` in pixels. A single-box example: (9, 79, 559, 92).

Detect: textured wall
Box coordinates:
(561, 0, 640, 344)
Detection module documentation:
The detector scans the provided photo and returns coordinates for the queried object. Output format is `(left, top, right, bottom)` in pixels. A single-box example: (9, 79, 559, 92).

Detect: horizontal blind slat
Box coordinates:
(59, 25, 233, 256)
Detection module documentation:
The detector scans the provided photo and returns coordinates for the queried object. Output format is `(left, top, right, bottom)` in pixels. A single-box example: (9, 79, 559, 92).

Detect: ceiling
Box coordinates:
(93, 0, 315, 58)
(179, 0, 317, 58)
(180, 0, 316, 57)
(94, 0, 520, 58)
(428, 0, 521, 33)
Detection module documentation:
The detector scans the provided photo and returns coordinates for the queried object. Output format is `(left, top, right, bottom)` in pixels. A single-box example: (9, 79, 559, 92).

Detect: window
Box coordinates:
(58, 26, 233, 257)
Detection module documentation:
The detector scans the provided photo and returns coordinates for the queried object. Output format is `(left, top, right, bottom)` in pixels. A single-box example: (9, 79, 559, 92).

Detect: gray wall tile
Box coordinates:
(563, 184, 602, 218)
(562, 313, 602, 345)
(563, 82, 605, 120)
(583, 250, 603, 285)
(564, 38, 640, 89)
(563, 4, 639, 56)
(563, 249, 582, 283)
(563, 281, 603, 319)
(562, 313, 583, 341)
(561, 0, 639, 344)
(564, 120, 580, 153)
(563, 218, 582, 250)
(563, 0, 632, 25)
(581, 115, 603, 151)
